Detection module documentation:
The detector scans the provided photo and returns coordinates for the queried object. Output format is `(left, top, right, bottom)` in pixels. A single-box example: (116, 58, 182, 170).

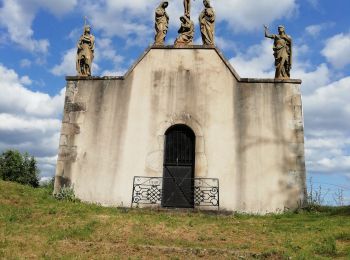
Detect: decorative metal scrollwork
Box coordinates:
(132, 177, 162, 205)
(132, 176, 219, 209)
(194, 178, 219, 207)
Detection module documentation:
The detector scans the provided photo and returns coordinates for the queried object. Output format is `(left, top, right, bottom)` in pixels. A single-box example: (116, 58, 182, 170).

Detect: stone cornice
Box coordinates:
(66, 45, 302, 84)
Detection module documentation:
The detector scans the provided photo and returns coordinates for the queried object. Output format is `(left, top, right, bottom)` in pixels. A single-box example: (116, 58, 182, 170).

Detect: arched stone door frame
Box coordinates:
(161, 124, 196, 208)
(156, 113, 207, 178)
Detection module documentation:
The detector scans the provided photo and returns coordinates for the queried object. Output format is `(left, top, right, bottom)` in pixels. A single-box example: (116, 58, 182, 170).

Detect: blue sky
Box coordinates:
(0, 0, 349, 204)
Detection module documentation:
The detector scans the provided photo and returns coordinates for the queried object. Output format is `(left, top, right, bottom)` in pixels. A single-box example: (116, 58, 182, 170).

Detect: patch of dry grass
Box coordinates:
(0, 180, 349, 259)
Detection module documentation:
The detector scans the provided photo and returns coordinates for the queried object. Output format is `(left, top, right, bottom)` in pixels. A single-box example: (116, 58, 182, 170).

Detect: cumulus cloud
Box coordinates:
(229, 41, 275, 78)
(0, 0, 77, 53)
(322, 33, 350, 69)
(306, 0, 320, 9)
(305, 24, 323, 37)
(215, 0, 298, 32)
(51, 48, 77, 76)
(0, 64, 64, 178)
(306, 134, 350, 174)
(95, 38, 125, 75)
(0, 65, 64, 117)
(215, 36, 237, 52)
(80, 0, 157, 46)
(305, 23, 334, 37)
(20, 59, 32, 68)
(304, 77, 350, 131)
(294, 64, 331, 95)
(303, 77, 350, 177)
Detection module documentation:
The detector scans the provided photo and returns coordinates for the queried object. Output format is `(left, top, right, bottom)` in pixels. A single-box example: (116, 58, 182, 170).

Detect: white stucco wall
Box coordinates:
(55, 47, 306, 213)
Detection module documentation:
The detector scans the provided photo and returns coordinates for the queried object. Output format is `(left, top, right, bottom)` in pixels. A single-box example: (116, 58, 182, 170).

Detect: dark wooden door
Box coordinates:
(162, 125, 195, 208)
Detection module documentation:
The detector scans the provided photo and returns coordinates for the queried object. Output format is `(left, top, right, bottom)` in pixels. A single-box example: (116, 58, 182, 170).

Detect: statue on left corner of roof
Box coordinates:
(154, 1, 169, 45)
(76, 24, 95, 76)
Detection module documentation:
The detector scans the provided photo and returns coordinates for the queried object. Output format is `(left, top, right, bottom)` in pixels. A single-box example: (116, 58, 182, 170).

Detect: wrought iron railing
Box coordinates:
(131, 176, 219, 209)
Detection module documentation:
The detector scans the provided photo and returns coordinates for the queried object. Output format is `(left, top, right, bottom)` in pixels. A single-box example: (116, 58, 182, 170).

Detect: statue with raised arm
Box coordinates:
(174, 15, 194, 46)
(264, 25, 292, 79)
(154, 1, 169, 45)
(76, 24, 95, 76)
(199, 0, 215, 45)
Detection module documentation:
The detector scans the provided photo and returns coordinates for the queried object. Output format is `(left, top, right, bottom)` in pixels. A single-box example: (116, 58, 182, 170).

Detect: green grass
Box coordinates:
(0, 180, 349, 259)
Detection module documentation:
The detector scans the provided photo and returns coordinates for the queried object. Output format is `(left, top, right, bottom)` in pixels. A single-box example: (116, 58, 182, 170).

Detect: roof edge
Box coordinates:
(66, 45, 302, 84)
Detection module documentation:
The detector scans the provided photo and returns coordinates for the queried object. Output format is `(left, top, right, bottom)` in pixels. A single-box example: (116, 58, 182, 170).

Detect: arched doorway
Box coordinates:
(162, 124, 196, 208)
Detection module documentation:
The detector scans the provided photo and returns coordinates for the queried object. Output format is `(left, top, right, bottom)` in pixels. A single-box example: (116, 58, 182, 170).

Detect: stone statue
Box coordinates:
(76, 25, 95, 76)
(174, 16, 194, 46)
(184, 0, 194, 17)
(264, 25, 292, 79)
(154, 1, 169, 45)
(199, 0, 215, 45)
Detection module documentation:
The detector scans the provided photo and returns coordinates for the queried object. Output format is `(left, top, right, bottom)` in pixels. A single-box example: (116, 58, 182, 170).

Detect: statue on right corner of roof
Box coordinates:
(199, 0, 215, 46)
(264, 25, 292, 79)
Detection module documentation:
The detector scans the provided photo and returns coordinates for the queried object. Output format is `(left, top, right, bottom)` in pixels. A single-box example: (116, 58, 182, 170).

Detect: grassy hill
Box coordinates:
(0, 181, 349, 259)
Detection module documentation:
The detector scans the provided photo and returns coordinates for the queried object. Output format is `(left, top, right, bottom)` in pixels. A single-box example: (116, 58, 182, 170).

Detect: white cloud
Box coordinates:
(20, 76, 33, 86)
(307, 0, 319, 9)
(0, 123, 60, 172)
(0, 114, 60, 133)
(0, 64, 64, 117)
(306, 141, 350, 174)
(322, 33, 350, 69)
(68, 28, 81, 41)
(96, 38, 124, 64)
(229, 41, 275, 78)
(101, 69, 126, 77)
(31, 0, 78, 16)
(80, 0, 156, 46)
(51, 48, 77, 76)
(215, 36, 237, 52)
(303, 76, 350, 176)
(0, 0, 77, 53)
(305, 24, 323, 37)
(215, 0, 298, 32)
(96, 38, 125, 75)
(20, 59, 32, 68)
(294, 63, 330, 95)
(0, 64, 64, 178)
(305, 23, 334, 37)
(303, 77, 350, 131)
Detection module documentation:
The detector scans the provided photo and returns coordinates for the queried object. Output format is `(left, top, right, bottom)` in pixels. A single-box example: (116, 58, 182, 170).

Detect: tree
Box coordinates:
(0, 150, 40, 188)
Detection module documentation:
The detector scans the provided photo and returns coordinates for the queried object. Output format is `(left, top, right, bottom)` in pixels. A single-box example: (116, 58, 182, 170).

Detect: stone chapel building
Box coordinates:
(54, 46, 306, 213)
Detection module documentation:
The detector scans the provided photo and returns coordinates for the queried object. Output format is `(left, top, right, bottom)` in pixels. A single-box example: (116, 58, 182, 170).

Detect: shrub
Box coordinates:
(0, 150, 39, 188)
(54, 185, 78, 202)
